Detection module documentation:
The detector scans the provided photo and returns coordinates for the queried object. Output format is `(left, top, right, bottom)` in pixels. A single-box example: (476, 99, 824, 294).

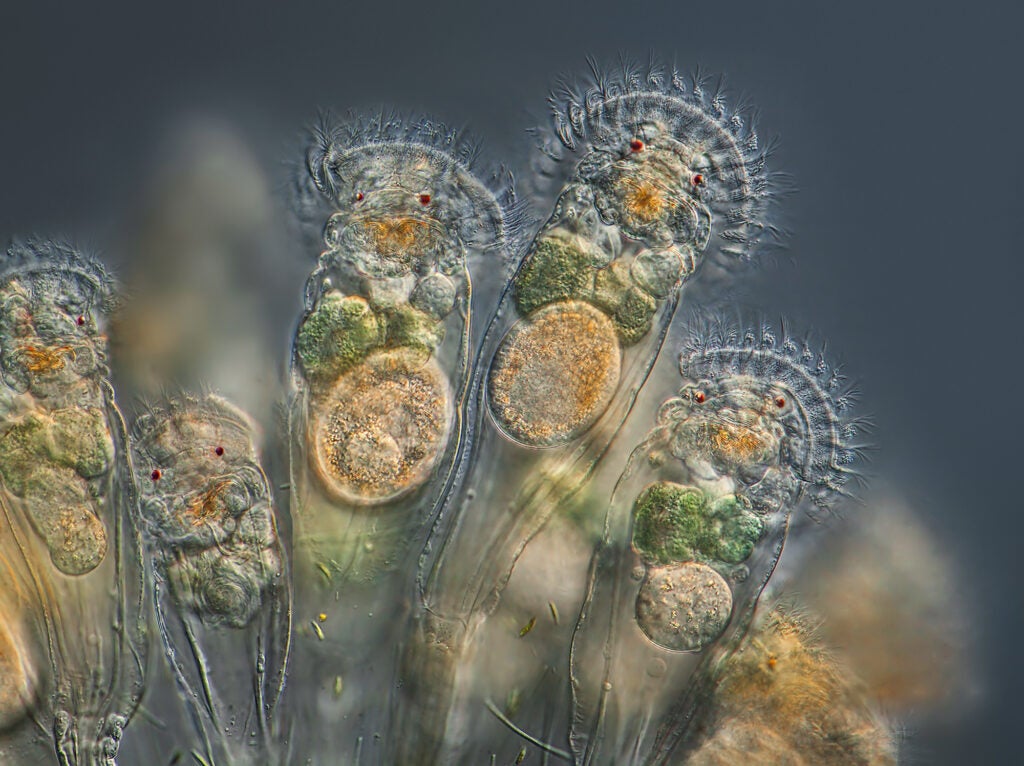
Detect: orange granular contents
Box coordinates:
(488, 301, 621, 446)
(181, 479, 234, 527)
(621, 178, 670, 223)
(362, 217, 433, 257)
(16, 344, 75, 374)
(710, 426, 765, 461)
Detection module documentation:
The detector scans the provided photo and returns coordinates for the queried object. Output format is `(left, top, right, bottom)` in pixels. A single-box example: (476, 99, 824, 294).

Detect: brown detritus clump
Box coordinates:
(687, 607, 897, 765)
(801, 506, 964, 710)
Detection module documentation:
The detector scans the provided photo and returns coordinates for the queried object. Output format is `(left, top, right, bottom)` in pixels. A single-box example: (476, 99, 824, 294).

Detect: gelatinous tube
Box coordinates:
(131, 393, 290, 766)
(393, 63, 774, 765)
(567, 320, 864, 764)
(286, 114, 519, 762)
(0, 554, 38, 736)
(0, 239, 147, 765)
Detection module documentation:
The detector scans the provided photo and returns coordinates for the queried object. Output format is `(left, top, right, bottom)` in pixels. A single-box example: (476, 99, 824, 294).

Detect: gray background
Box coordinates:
(0, 1, 1018, 763)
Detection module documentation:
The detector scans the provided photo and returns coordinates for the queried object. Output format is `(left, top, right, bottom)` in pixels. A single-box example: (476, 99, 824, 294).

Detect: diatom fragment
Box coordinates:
(0, 239, 147, 765)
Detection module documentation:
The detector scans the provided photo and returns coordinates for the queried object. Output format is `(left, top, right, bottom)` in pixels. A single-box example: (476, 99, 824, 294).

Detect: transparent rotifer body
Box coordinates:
(394, 67, 774, 764)
(131, 394, 290, 766)
(0, 241, 147, 765)
(286, 117, 517, 762)
(572, 323, 861, 765)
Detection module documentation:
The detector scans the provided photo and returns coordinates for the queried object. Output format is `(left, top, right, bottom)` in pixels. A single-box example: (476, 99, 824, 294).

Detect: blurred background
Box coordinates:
(0, 1, 1018, 762)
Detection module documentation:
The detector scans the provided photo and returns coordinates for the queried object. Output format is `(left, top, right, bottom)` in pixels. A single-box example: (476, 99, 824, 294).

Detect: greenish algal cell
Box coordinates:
(590, 260, 632, 315)
(709, 495, 765, 564)
(613, 285, 657, 345)
(296, 292, 384, 384)
(384, 302, 445, 354)
(631, 482, 764, 566)
(49, 407, 113, 479)
(513, 231, 596, 315)
(631, 482, 708, 564)
(0, 414, 48, 496)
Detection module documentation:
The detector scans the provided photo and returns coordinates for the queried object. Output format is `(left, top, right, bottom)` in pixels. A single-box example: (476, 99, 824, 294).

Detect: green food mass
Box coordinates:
(710, 495, 765, 563)
(613, 285, 657, 345)
(49, 406, 113, 478)
(631, 482, 764, 566)
(384, 302, 445, 354)
(0, 413, 48, 496)
(513, 231, 596, 315)
(590, 260, 633, 315)
(296, 292, 384, 384)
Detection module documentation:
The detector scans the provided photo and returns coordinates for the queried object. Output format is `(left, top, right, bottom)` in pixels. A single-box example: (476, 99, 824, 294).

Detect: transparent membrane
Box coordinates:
(0, 62, 970, 766)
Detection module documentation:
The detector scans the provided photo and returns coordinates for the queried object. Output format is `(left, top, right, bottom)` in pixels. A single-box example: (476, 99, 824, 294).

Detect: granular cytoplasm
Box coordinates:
(487, 299, 621, 445)
(310, 348, 453, 505)
(635, 561, 733, 651)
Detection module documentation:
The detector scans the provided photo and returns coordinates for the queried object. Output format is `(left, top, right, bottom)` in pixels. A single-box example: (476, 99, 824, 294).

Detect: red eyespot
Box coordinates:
(630, 139, 644, 153)
(775, 396, 786, 408)
(354, 191, 364, 202)
(214, 446, 224, 456)
(692, 173, 705, 186)
(418, 193, 431, 205)
(150, 469, 162, 481)
(694, 391, 706, 404)
(76, 315, 85, 326)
